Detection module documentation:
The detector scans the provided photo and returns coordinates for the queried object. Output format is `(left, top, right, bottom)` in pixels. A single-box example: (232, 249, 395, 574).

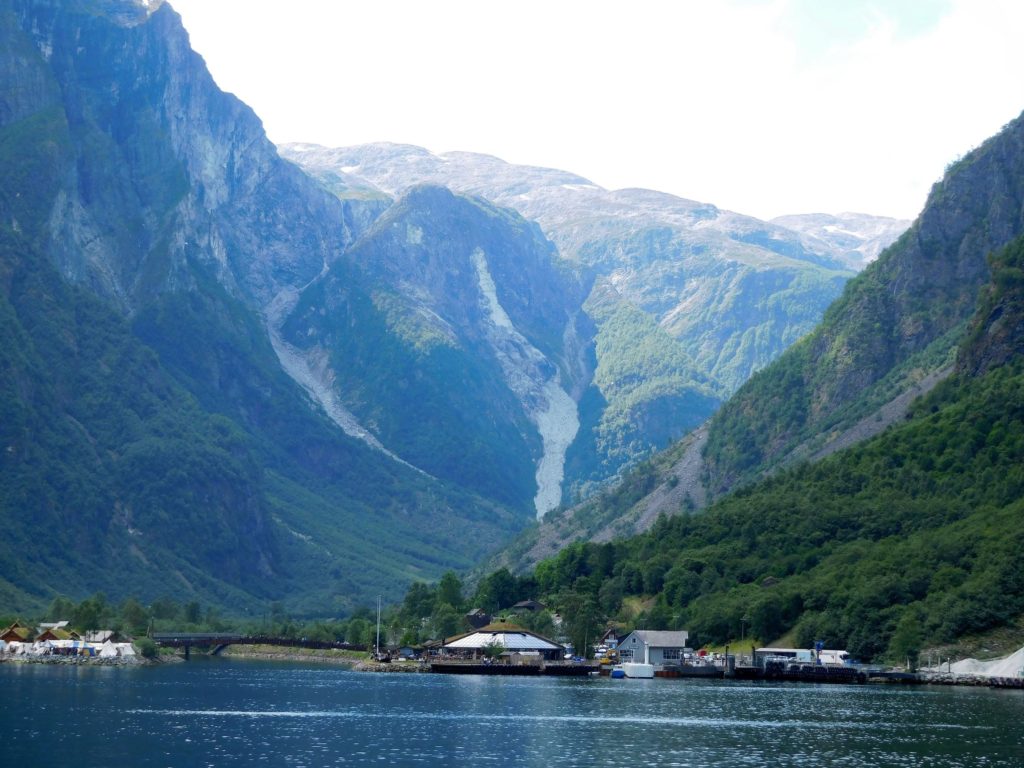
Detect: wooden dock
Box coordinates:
(656, 664, 723, 679)
(733, 663, 866, 684)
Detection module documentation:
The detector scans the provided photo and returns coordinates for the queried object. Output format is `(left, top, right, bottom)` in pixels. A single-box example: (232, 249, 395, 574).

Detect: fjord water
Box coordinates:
(3, 661, 1022, 767)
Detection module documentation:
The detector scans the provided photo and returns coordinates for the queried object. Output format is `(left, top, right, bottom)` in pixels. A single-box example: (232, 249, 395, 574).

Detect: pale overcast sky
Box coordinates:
(167, 0, 1024, 221)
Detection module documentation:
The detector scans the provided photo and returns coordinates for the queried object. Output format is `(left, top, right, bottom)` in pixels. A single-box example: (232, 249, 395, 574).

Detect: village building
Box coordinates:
(617, 630, 691, 666)
(420, 639, 443, 656)
(442, 623, 564, 661)
(35, 627, 77, 643)
(82, 630, 122, 644)
(38, 620, 71, 632)
(599, 627, 622, 649)
(1, 622, 33, 643)
(464, 608, 491, 629)
(1, 621, 137, 660)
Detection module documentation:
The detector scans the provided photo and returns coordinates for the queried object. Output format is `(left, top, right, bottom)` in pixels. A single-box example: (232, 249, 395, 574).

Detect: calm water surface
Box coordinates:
(2, 659, 1022, 767)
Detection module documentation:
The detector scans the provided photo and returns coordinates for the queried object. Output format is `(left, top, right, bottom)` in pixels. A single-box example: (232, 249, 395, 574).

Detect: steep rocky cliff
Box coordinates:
(703, 109, 1024, 495)
(0, 0, 527, 613)
(958, 234, 1024, 378)
(4, 0, 362, 309)
(282, 142, 899, 494)
(486, 109, 1024, 576)
(281, 185, 591, 515)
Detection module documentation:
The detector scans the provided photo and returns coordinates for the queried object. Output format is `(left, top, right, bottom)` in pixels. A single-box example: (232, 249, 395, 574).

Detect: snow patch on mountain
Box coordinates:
(471, 248, 579, 517)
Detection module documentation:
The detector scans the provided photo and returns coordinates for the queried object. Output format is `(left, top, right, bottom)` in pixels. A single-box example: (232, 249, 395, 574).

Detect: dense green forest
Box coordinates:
(0, 216, 523, 615)
(565, 293, 721, 498)
(462, 238, 1024, 663)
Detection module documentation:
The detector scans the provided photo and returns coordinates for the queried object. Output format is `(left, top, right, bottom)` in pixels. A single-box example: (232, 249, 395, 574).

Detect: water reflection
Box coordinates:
(2, 661, 1022, 767)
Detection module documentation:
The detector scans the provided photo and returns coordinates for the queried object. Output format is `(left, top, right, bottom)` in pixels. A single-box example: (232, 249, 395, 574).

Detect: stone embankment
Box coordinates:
(351, 659, 427, 673)
(918, 672, 997, 687)
(1, 654, 145, 667)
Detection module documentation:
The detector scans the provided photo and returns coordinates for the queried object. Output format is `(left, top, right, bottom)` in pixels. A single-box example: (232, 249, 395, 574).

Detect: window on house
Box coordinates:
(662, 648, 681, 660)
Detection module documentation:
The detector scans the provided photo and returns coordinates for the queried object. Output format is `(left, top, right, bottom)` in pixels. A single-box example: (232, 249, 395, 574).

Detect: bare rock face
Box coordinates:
(283, 142, 872, 393)
(958, 236, 1024, 379)
(8, 0, 356, 309)
(281, 185, 591, 516)
(703, 108, 1024, 496)
(282, 143, 881, 496)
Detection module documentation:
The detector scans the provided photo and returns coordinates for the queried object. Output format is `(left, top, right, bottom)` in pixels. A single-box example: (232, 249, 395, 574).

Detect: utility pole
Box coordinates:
(375, 595, 381, 659)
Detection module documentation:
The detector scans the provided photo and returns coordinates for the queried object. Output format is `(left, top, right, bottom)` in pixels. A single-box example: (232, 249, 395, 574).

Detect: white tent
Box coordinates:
(99, 640, 118, 658)
(116, 643, 136, 657)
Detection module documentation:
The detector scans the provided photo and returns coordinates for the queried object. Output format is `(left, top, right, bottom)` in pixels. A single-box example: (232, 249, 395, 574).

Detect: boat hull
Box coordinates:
(621, 662, 655, 679)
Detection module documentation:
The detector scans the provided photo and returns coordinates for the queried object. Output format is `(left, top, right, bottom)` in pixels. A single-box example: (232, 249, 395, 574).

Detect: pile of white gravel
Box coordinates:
(939, 646, 1024, 678)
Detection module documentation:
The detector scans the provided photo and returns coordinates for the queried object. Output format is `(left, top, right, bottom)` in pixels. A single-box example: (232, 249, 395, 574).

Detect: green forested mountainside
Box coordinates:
(285, 143, 873, 496)
(0, 0, 532, 615)
(480, 237, 1024, 661)
(283, 254, 539, 511)
(703, 111, 1024, 496)
(281, 186, 589, 513)
(564, 288, 721, 498)
(0, 227, 275, 610)
(0, 221, 524, 615)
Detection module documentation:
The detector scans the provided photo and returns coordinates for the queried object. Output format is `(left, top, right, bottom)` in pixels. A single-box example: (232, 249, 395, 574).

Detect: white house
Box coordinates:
(617, 630, 690, 666)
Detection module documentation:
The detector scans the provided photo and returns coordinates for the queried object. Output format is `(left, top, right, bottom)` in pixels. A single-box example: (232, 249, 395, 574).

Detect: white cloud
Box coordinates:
(170, 0, 1024, 220)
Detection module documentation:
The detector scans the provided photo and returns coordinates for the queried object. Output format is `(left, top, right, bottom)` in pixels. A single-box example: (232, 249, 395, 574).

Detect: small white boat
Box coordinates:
(620, 638, 655, 678)
(621, 662, 655, 678)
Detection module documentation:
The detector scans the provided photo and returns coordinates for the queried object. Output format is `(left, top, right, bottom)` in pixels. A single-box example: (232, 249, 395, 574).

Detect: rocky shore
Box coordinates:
(351, 659, 428, 673)
(916, 672, 1014, 687)
(0, 654, 146, 667)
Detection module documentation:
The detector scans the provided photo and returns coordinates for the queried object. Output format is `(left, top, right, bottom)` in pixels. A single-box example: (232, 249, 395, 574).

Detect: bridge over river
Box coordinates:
(151, 633, 366, 659)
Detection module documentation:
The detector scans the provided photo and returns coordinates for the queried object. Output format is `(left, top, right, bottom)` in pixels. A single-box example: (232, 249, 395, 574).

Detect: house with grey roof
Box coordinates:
(442, 623, 564, 661)
(617, 630, 690, 666)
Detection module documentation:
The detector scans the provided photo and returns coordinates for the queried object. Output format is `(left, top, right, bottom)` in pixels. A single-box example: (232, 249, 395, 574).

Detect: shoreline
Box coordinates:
(4, 648, 1016, 687)
(219, 644, 368, 667)
(0, 654, 148, 667)
(219, 645, 424, 672)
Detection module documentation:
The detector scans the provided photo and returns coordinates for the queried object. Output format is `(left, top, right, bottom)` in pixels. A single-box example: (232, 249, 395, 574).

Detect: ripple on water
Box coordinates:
(3, 665, 1023, 767)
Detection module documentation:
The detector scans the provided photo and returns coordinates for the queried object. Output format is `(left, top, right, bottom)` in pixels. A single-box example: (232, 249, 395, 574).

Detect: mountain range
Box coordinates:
(281, 143, 907, 499)
(490, 105, 1024, 657)
(493, 214, 1024, 661)
(0, 0, 911, 615)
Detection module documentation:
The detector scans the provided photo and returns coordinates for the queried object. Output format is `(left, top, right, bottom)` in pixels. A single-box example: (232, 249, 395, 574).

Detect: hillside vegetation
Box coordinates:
(704, 111, 1024, 496)
(0, 0, 527, 615)
(475, 234, 1024, 662)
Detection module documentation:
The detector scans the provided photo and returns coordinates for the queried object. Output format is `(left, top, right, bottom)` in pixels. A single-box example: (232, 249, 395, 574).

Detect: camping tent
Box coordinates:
(99, 641, 118, 658)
